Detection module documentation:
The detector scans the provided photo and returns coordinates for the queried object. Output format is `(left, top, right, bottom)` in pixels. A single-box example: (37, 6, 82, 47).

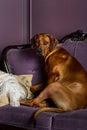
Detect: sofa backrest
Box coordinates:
(1, 45, 46, 85)
(1, 41, 87, 86)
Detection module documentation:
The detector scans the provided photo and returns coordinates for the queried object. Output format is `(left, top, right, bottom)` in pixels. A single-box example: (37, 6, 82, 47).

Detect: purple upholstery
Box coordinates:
(6, 48, 46, 85)
(0, 105, 87, 130)
(0, 105, 53, 130)
(0, 42, 87, 130)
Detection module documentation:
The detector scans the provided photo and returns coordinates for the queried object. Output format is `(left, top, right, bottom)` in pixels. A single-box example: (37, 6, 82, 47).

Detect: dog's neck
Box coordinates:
(45, 46, 60, 62)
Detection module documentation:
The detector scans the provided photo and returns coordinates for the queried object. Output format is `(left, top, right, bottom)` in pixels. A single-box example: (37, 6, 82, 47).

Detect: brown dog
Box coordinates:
(27, 46, 87, 121)
(20, 33, 87, 121)
(30, 33, 58, 57)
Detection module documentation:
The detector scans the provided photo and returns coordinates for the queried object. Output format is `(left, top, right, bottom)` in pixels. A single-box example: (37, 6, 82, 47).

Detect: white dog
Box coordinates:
(0, 70, 33, 107)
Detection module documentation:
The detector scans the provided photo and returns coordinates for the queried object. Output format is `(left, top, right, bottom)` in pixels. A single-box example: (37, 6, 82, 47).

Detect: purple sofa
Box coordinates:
(0, 30, 87, 130)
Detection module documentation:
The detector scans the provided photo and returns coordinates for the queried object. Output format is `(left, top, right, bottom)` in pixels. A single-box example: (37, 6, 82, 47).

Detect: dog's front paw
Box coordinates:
(27, 98, 41, 107)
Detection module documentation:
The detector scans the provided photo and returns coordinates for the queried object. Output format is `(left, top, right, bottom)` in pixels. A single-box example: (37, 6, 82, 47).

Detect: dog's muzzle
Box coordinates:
(37, 48, 43, 56)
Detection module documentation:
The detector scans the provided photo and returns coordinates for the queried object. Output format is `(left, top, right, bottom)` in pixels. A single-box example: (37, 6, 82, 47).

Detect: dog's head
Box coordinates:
(30, 33, 59, 57)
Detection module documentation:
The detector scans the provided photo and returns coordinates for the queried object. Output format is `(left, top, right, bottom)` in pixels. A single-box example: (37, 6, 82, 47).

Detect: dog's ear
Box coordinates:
(30, 34, 39, 48)
(49, 35, 59, 51)
(30, 36, 36, 48)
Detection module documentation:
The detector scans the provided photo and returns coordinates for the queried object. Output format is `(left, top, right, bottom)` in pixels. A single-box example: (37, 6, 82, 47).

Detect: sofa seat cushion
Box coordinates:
(0, 105, 87, 130)
(0, 105, 53, 130)
(52, 107, 87, 130)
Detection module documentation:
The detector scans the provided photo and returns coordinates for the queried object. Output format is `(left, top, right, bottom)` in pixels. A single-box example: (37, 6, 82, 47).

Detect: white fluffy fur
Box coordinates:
(0, 71, 33, 107)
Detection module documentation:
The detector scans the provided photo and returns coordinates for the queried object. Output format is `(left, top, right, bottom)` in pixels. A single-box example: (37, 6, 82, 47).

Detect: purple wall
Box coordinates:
(0, 0, 29, 57)
(0, 0, 87, 58)
(32, 0, 87, 39)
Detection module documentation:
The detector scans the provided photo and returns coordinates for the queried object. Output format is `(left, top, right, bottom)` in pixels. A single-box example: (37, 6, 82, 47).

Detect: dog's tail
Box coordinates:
(33, 107, 66, 124)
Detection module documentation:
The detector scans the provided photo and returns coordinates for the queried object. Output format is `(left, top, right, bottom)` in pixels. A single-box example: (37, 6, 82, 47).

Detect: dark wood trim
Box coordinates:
(59, 30, 87, 43)
(1, 44, 32, 73)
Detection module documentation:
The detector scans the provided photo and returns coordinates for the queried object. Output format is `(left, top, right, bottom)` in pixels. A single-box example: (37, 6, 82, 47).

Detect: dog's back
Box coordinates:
(45, 46, 87, 84)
